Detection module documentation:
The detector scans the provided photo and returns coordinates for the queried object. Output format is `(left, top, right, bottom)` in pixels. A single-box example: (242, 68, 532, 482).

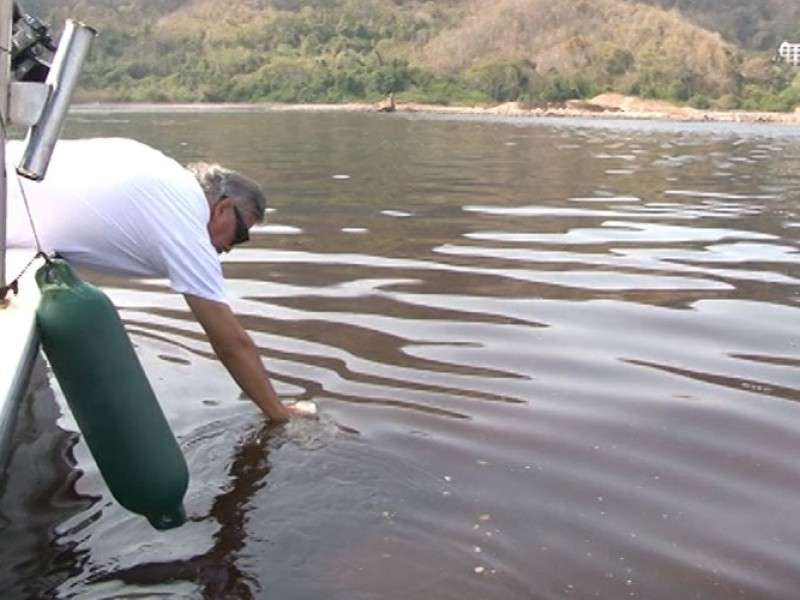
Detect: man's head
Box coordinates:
(187, 162, 266, 254)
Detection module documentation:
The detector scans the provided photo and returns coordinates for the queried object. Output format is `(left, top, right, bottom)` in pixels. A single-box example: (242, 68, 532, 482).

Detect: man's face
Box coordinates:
(208, 197, 254, 254)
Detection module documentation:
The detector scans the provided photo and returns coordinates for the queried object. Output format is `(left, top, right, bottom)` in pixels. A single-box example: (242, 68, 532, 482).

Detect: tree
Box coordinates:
(466, 61, 532, 102)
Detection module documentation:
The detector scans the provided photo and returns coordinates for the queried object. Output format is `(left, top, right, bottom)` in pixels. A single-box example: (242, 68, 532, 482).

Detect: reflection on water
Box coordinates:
(2, 109, 799, 599)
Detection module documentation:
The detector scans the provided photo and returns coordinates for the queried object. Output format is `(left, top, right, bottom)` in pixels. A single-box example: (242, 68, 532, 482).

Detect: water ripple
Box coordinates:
(7, 110, 800, 600)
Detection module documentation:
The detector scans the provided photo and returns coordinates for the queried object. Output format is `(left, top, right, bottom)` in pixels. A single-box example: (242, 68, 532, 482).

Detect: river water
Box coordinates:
(1, 108, 799, 599)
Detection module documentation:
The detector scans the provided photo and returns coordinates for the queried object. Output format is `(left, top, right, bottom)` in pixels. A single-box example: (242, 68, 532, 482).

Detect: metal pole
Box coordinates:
(17, 19, 95, 181)
(0, 0, 11, 292)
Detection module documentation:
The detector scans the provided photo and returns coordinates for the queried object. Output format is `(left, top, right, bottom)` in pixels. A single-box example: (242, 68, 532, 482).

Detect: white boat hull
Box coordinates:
(0, 249, 43, 457)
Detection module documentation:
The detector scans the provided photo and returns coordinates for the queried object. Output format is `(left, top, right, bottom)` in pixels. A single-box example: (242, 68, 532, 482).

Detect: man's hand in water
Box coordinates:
(286, 400, 318, 418)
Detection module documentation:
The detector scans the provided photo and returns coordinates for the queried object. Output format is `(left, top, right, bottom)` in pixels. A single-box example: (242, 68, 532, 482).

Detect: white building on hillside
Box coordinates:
(778, 41, 800, 66)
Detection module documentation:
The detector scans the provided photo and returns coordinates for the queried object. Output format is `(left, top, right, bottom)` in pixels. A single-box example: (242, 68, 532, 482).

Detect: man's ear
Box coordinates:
(211, 196, 233, 216)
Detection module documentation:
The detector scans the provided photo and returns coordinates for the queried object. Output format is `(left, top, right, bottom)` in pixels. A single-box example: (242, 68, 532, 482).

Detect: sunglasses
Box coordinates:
(232, 205, 250, 246)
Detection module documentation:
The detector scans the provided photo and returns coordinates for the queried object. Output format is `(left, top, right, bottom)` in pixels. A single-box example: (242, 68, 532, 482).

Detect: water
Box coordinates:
(1, 108, 799, 599)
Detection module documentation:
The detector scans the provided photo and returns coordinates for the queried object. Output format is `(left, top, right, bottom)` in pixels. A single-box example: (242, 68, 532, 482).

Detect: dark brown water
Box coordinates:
(1, 108, 799, 599)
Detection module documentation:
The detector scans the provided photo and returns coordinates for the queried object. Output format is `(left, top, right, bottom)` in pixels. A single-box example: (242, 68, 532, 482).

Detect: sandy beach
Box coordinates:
(71, 93, 800, 125)
(377, 93, 800, 124)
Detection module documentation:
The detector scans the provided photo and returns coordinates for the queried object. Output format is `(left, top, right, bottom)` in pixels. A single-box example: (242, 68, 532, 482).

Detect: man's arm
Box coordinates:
(184, 294, 293, 421)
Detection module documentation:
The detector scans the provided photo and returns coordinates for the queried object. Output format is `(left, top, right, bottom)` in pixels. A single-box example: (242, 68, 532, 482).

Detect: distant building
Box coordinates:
(778, 41, 800, 66)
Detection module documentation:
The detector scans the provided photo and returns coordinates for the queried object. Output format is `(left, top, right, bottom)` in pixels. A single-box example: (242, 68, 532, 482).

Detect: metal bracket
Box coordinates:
(9, 80, 49, 126)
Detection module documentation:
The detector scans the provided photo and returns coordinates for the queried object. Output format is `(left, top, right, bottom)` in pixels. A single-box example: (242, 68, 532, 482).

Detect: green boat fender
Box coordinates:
(35, 259, 188, 530)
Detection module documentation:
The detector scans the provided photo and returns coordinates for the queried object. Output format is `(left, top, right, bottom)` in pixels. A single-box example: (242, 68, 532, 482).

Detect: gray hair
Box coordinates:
(186, 162, 266, 221)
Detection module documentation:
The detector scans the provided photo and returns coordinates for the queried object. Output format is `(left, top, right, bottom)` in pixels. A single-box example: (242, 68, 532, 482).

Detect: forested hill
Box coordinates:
(17, 0, 800, 110)
(633, 0, 800, 50)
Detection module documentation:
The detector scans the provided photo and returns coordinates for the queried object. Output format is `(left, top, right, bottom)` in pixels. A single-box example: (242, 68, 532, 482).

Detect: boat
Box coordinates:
(0, 1, 94, 464)
(0, 249, 42, 457)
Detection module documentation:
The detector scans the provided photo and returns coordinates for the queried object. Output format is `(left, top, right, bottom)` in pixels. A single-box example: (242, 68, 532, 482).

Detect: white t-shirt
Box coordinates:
(6, 137, 227, 303)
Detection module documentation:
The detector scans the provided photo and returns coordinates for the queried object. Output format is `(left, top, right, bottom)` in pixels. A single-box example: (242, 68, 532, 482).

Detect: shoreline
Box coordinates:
(70, 94, 800, 125)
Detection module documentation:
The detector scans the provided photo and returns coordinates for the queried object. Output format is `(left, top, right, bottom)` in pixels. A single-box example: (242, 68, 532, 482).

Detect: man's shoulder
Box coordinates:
(43, 137, 176, 170)
(61, 136, 152, 150)
(66, 138, 196, 193)
(65, 137, 168, 163)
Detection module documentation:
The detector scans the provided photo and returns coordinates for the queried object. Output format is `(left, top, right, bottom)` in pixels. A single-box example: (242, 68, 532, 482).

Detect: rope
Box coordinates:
(15, 176, 46, 251)
(0, 249, 50, 300)
(0, 39, 41, 303)
(0, 35, 51, 302)
(1, 137, 51, 301)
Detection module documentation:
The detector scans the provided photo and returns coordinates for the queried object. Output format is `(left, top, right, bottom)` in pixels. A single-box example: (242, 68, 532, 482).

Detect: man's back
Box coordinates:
(7, 138, 226, 302)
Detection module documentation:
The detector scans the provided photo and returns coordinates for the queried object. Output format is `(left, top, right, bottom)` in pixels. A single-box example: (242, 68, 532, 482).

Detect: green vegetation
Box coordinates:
(632, 0, 800, 50)
(25, 0, 800, 111)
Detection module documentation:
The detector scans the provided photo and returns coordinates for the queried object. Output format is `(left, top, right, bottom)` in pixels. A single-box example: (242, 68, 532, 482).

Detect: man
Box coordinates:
(6, 137, 310, 421)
